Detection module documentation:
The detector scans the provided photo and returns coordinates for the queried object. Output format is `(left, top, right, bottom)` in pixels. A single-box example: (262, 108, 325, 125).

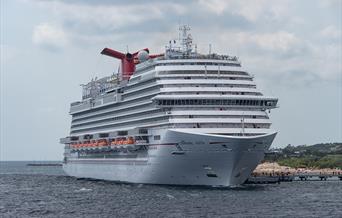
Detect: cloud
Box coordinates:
(28, 0, 341, 85)
(217, 29, 341, 86)
(198, 0, 291, 22)
(241, 31, 300, 52)
(0, 44, 17, 64)
(35, 1, 186, 34)
(32, 23, 68, 51)
(218, 30, 303, 57)
(320, 25, 342, 40)
(318, 0, 342, 9)
(29, 0, 190, 48)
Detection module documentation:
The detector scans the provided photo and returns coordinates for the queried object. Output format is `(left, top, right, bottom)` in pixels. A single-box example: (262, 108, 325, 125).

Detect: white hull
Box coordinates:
(63, 130, 276, 187)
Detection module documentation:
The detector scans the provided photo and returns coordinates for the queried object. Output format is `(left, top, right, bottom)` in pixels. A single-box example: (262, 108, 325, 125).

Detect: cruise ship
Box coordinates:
(60, 25, 278, 187)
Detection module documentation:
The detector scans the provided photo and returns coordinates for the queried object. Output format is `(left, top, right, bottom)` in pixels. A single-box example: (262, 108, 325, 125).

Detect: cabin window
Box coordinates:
(99, 133, 109, 138)
(154, 135, 161, 140)
(71, 136, 79, 141)
(139, 129, 148, 134)
(83, 135, 92, 139)
(118, 131, 128, 136)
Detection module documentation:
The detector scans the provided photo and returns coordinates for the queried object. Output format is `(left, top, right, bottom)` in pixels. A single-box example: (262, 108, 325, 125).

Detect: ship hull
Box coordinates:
(63, 130, 276, 187)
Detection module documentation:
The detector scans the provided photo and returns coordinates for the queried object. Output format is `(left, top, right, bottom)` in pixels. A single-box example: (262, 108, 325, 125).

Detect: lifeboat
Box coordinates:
(98, 139, 108, 147)
(94, 140, 99, 147)
(117, 138, 124, 145)
(127, 137, 135, 144)
(83, 141, 90, 148)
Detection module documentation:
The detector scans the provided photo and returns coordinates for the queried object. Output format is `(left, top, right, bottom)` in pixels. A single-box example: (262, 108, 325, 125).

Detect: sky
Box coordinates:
(0, 0, 341, 161)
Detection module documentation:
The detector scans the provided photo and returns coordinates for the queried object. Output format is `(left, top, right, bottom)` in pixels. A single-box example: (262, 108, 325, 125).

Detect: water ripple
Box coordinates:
(0, 162, 341, 217)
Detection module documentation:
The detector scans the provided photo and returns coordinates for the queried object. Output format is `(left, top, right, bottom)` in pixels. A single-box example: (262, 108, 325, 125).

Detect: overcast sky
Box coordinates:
(1, 0, 341, 160)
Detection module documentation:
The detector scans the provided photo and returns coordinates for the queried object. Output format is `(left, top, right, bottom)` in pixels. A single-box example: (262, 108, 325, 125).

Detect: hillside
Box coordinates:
(264, 143, 342, 169)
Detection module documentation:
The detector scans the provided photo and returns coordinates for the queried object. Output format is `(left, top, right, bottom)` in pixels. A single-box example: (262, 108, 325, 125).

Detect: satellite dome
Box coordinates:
(137, 50, 149, 62)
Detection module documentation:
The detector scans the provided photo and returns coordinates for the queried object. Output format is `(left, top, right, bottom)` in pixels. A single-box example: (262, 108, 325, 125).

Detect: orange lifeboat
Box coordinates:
(127, 137, 135, 144)
(118, 138, 125, 145)
(98, 139, 108, 147)
(83, 141, 89, 148)
(90, 140, 96, 147)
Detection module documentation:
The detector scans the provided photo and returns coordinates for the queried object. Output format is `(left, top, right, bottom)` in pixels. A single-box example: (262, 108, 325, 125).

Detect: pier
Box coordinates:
(246, 173, 342, 184)
(296, 173, 342, 181)
(26, 163, 62, 167)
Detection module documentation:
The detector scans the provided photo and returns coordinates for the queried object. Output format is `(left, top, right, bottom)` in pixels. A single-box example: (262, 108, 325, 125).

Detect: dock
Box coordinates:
(246, 173, 342, 184)
(246, 175, 294, 184)
(26, 163, 62, 167)
(296, 174, 342, 181)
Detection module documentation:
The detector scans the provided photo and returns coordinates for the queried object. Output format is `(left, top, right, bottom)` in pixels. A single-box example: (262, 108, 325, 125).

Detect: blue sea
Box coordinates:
(0, 161, 341, 217)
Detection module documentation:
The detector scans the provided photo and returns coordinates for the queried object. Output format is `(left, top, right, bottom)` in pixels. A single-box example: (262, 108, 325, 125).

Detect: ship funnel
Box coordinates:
(101, 48, 135, 80)
(101, 47, 164, 80)
(125, 53, 133, 60)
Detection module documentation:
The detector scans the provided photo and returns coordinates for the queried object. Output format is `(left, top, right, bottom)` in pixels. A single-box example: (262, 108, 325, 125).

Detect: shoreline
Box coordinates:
(253, 162, 342, 176)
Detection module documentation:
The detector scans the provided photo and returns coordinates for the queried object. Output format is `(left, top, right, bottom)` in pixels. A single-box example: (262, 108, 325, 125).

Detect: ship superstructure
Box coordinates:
(60, 25, 278, 186)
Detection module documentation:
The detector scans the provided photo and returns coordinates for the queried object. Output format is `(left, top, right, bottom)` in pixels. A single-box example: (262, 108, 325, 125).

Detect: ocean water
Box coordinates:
(0, 161, 341, 218)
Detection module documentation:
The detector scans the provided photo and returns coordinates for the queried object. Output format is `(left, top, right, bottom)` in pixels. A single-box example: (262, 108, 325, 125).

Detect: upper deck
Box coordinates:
(68, 25, 275, 116)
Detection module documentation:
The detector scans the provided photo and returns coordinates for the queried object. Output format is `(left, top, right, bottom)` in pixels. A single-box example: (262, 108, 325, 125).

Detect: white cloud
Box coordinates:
(219, 30, 301, 53)
(30, 1, 187, 47)
(320, 25, 342, 39)
(244, 31, 300, 52)
(198, 0, 291, 22)
(217, 29, 341, 84)
(318, 0, 342, 9)
(29, 0, 340, 85)
(0, 44, 16, 64)
(197, 0, 228, 15)
(309, 43, 342, 81)
(56, 4, 161, 29)
(32, 23, 68, 50)
(35, 1, 186, 31)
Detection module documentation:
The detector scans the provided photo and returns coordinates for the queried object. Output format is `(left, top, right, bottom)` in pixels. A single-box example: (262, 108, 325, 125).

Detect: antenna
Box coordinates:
(179, 24, 192, 55)
(241, 113, 245, 136)
(204, 64, 207, 79)
(209, 44, 212, 55)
